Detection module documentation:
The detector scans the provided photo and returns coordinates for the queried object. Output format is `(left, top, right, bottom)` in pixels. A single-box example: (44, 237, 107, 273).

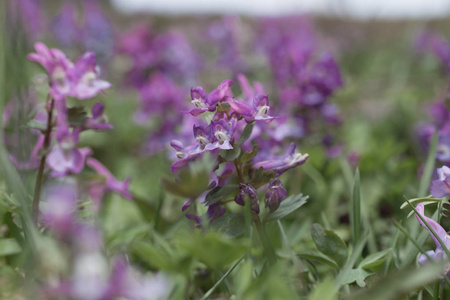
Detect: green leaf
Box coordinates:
(220, 146, 241, 162)
(399, 196, 440, 209)
(67, 106, 88, 127)
(308, 277, 337, 300)
(25, 119, 47, 131)
(211, 213, 247, 238)
(338, 268, 373, 287)
(204, 185, 238, 206)
(297, 252, 340, 269)
(358, 248, 391, 271)
(311, 223, 348, 267)
(237, 122, 254, 145)
(235, 260, 254, 297)
(240, 144, 259, 163)
(249, 167, 276, 188)
(336, 233, 368, 287)
(0, 238, 21, 256)
(265, 194, 308, 222)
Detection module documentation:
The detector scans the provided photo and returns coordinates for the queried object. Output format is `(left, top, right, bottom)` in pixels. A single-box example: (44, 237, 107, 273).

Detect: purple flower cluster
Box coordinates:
(255, 17, 343, 156)
(119, 24, 202, 88)
(118, 24, 203, 154)
(207, 16, 247, 74)
(21, 42, 131, 208)
(171, 78, 308, 222)
(40, 182, 170, 300)
(415, 31, 450, 72)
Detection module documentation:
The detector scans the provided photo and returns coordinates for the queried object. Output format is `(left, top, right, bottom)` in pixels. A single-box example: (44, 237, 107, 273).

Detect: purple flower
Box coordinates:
(86, 158, 133, 200)
(40, 181, 78, 236)
(28, 42, 74, 101)
(28, 42, 111, 101)
(47, 124, 92, 176)
(228, 94, 274, 123)
(252, 143, 309, 176)
(170, 139, 204, 172)
(186, 80, 233, 116)
(430, 166, 450, 198)
(69, 51, 111, 99)
(84, 102, 113, 131)
(265, 179, 287, 213)
(437, 135, 450, 162)
(415, 203, 450, 276)
(207, 202, 226, 222)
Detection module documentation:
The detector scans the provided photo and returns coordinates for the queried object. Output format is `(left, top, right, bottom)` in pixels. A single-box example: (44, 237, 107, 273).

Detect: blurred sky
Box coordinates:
(111, 0, 450, 19)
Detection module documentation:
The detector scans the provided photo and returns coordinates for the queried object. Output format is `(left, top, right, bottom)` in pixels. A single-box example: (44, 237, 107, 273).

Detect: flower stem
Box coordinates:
(32, 96, 54, 224)
(253, 212, 277, 265)
(233, 159, 245, 184)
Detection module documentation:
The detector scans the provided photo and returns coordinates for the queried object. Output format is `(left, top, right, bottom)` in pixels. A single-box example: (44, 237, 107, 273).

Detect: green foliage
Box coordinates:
(204, 185, 238, 206)
(176, 231, 248, 269)
(249, 167, 277, 188)
(265, 194, 308, 222)
(162, 154, 214, 199)
(311, 223, 348, 267)
(240, 144, 260, 163)
(0, 238, 21, 256)
(211, 213, 247, 238)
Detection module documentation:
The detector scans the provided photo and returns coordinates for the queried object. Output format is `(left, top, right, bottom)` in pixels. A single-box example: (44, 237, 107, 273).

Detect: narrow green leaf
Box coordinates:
(350, 168, 361, 247)
(199, 256, 244, 300)
(237, 122, 254, 145)
(359, 248, 391, 271)
(297, 252, 340, 269)
(265, 194, 308, 222)
(399, 196, 440, 209)
(311, 223, 348, 267)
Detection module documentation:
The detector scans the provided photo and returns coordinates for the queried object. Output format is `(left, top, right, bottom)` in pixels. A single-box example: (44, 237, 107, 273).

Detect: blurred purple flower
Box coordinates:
(430, 166, 450, 198)
(28, 42, 111, 101)
(40, 180, 78, 236)
(415, 203, 450, 277)
(252, 143, 309, 176)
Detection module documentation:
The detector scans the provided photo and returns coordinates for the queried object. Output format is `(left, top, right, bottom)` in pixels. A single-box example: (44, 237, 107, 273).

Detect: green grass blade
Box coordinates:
(350, 168, 361, 247)
(199, 256, 244, 300)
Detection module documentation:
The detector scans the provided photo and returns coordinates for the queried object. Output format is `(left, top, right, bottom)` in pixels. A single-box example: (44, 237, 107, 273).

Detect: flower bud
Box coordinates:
(235, 183, 260, 214)
(264, 179, 287, 213)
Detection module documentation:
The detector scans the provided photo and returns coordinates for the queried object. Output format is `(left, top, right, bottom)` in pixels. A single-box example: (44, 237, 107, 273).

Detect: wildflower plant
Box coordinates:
(165, 75, 310, 262)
